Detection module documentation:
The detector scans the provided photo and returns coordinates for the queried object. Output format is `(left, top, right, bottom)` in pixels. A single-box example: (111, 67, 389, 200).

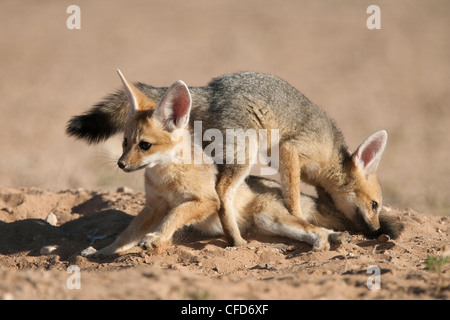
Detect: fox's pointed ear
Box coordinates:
(116, 69, 156, 116)
(351, 130, 387, 175)
(154, 80, 192, 131)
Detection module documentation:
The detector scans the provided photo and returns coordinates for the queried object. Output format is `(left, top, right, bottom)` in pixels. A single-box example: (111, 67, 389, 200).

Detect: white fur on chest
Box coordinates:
(144, 166, 197, 203)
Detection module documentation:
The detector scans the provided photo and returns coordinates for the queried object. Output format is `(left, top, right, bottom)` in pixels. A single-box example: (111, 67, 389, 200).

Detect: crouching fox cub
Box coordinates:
(83, 71, 355, 258)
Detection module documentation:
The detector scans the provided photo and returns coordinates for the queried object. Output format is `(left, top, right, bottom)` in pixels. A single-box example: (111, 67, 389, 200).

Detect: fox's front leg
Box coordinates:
(85, 205, 164, 258)
(140, 199, 219, 253)
(279, 142, 303, 218)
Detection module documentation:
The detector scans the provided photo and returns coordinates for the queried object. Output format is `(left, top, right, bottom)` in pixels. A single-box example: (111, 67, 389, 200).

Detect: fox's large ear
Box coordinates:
(116, 69, 156, 116)
(154, 80, 192, 131)
(351, 130, 387, 176)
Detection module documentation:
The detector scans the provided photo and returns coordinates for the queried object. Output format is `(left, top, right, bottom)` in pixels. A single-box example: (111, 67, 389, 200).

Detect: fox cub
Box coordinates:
(68, 71, 388, 247)
(83, 71, 354, 258)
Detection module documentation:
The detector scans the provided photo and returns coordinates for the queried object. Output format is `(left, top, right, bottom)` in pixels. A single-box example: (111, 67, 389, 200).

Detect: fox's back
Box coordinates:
(144, 72, 347, 165)
(67, 71, 346, 155)
(202, 72, 335, 138)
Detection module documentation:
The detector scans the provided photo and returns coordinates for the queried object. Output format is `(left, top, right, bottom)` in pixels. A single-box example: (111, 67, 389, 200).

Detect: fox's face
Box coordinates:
(334, 168, 383, 234)
(115, 70, 192, 172)
(118, 115, 175, 172)
(333, 130, 388, 234)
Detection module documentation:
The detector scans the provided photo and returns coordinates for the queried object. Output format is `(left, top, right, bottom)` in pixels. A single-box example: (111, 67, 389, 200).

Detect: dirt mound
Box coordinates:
(0, 187, 448, 300)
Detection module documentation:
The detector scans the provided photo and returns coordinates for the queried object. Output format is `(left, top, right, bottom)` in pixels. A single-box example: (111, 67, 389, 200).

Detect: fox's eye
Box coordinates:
(371, 200, 378, 212)
(138, 141, 152, 151)
(122, 138, 128, 148)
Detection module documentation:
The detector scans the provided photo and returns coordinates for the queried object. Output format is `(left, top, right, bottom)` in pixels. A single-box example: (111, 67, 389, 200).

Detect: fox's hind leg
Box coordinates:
(254, 208, 331, 251)
(216, 164, 251, 246)
(278, 141, 303, 218)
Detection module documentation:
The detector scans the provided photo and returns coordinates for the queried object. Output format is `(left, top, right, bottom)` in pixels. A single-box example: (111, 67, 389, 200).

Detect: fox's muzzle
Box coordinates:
(117, 154, 134, 172)
(355, 208, 380, 234)
(117, 156, 147, 172)
(117, 160, 126, 170)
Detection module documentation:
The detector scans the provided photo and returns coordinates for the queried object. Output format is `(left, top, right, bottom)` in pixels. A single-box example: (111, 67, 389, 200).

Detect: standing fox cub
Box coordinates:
(68, 71, 388, 246)
(83, 71, 353, 257)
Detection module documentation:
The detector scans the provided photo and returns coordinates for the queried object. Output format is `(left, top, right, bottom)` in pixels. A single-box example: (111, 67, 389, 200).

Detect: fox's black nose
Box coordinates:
(117, 160, 126, 169)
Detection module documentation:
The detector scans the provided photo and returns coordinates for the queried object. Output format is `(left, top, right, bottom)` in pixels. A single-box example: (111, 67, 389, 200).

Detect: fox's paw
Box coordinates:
(224, 234, 247, 247)
(139, 233, 168, 254)
(312, 240, 330, 252)
(311, 230, 331, 252)
(232, 236, 248, 247)
(329, 231, 351, 245)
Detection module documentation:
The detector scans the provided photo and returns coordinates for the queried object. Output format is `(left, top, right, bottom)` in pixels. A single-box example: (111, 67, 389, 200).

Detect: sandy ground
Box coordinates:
(0, 187, 448, 300)
(0, 0, 449, 300)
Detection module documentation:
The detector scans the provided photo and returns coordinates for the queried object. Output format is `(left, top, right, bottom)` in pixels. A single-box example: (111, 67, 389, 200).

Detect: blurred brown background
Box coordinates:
(1, 0, 449, 215)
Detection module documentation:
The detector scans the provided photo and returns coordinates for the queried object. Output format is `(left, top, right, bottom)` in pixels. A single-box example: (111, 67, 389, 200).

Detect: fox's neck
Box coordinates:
(306, 141, 352, 196)
(148, 133, 213, 176)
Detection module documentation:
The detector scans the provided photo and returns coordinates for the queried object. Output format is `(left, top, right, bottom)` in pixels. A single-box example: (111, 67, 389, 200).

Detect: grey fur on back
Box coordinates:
(67, 71, 349, 162)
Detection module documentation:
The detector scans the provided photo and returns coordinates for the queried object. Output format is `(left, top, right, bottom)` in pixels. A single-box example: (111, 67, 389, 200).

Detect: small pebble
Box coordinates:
(117, 186, 133, 193)
(81, 246, 97, 257)
(45, 212, 58, 226)
(40, 245, 58, 255)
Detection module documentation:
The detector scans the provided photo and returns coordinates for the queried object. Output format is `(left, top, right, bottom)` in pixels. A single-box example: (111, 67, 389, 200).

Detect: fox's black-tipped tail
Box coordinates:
(361, 212, 404, 240)
(66, 89, 130, 144)
(376, 213, 404, 239)
(66, 83, 166, 144)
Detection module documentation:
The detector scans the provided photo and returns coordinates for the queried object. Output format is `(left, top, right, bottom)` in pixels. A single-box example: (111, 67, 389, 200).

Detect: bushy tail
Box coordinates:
(66, 83, 165, 144)
(66, 89, 129, 143)
(376, 212, 404, 239)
